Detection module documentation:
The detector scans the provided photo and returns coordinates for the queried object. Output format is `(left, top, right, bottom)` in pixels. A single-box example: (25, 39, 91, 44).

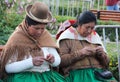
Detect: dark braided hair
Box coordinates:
(74, 11, 97, 27)
(25, 16, 46, 26)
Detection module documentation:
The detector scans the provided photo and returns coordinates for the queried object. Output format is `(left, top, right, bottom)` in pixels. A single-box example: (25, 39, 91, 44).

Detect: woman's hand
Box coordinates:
(95, 46, 109, 68)
(96, 46, 105, 56)
(45, 54, 55, 64)
(81, 46, 96, 56)
(32, 56, 45, 66)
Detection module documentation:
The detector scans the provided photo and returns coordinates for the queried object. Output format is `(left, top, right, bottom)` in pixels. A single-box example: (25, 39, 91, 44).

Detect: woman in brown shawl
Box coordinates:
(0, 1, 65, 82)
(57, 11, 117, 82)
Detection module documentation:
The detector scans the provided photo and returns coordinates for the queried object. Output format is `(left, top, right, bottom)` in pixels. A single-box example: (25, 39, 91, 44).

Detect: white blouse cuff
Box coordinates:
(5, 58, 33, 73)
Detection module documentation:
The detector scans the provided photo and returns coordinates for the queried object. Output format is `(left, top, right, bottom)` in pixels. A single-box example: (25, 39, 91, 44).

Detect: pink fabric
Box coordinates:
(56, 20, 76, 39)
(106, 0, 119, 6)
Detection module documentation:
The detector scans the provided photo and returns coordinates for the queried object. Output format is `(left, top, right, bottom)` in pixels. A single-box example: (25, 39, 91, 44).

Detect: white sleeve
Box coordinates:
(41, 47, 49, 58)
(5, 57, 34, 73)
(48, 47, 61, 67)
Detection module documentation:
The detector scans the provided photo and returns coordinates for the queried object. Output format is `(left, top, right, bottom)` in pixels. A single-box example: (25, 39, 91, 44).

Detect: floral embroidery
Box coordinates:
(92, 30, 96, 35)
(69, 27, 78, 39)
(87, 30, 96, 41)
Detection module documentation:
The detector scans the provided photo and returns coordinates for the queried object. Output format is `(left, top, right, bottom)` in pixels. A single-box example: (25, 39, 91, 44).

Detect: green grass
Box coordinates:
(106, 42, 120, 66)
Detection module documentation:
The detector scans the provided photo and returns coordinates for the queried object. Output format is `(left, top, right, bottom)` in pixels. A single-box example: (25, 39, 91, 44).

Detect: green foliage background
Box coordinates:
(0, 0, 120, 81)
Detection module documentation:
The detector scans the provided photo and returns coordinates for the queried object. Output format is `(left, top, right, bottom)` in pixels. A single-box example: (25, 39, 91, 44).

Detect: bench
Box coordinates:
(90, 9, 120, 22)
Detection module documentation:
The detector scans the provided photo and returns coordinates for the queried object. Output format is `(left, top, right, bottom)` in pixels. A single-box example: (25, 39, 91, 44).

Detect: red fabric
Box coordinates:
(69, 20, 76, 25)
(92, 30, 96, 35)
(56, 31, 64, 39)
(56, 20, 76, 39)
(106, 0, 118, 6)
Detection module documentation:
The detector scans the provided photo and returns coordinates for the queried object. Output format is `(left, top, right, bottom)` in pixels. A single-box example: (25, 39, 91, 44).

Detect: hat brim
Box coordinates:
(25, 5, 53, 23)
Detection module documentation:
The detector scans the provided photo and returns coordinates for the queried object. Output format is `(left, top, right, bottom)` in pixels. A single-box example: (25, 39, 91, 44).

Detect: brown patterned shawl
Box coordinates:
(0, 20, 58, 79)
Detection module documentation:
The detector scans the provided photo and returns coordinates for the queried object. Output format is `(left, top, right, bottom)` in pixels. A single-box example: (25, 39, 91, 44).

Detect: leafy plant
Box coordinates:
(0, 9, 24, 45)
(106, 42, 119, 81)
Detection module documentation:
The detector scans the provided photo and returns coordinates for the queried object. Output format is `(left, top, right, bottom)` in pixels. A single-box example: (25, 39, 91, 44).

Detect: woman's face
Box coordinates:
(28, 23, 47, 39)
(77, 22, 95, 37)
